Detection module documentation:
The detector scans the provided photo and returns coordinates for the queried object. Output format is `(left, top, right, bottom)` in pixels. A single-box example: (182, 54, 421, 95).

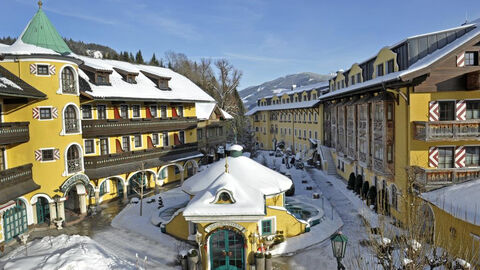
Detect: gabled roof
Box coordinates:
(0, 66, 46, 99)
(77, 56, 215, 103)
(196, 102, 234, 120)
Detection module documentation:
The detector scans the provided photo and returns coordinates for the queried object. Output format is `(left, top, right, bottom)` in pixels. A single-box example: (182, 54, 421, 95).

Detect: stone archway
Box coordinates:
(60, 174, 92, 221)
(206, 226, 247, 270)
(158, 163, 184, 186)
(184, 159, 199, 178)
(97, 176, 127, 204)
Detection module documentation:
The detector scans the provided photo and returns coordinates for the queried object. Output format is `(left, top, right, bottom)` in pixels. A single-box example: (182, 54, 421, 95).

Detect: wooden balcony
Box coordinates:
(84, 142, 199, 179)
(413, 120, 480, 141)
(0, 122, 29, 145)
(0, 164, 40, 204)
(415, 167, 480, 191)
(82, 117, 198, 138)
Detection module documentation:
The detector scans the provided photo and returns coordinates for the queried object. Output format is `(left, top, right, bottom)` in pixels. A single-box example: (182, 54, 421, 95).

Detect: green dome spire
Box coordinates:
(20, 4, 72, 54)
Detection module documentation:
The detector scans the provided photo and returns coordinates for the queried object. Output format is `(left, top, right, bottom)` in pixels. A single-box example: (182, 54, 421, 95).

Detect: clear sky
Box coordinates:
(1, 0, 480, 88)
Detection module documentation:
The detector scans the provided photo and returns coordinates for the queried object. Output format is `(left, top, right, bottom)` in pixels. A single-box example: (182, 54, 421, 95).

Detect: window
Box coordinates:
(218, 127, 223, 136)
(152, 133, 159, 145)
(120, 105, 128, 119)
(39, 108, 52, 120)
(64, 105, 79, 133)
(132, 105, 141, 118)
(150, 105, 157, 118)
(160, 105, 167, 118)
(158, 79, 169, 90)
(303, 130, 306, 138)
(100, 138, 109, 155)
(387, 144, 393, 163)
(134, 135, 142, 148)
(351, 75, 355, 85)
(391, 185, 398, 210)
(356, 73, 361, 83)
(82, 105, 92, 119)
(387, 59, 395, 74)
(315, 131, 318, 139)
(337, 82, 340, 89)
(438, 147, 454, 168)
(162, 132, 169, 147)
(175, 166, 180, 174)
(261, 220, 272, 235)
(66, 145, 81, 174)
(96, 74, 108, 84)
(179, 131, 185, 144)
(97, 105, 107, 120)
(466, 101, 480, 119)
(84, 139, 95, 154)
(387, 103, 393, 120)
(465, 52, 478, 66)
(99, 181, 107, 196)
(122, 136, 130, 152)
(465, 146, 480, 167)
(41, 149, 54, 162)
(61, 67, 77, 94)
(438, 101, 455, 121)
(37, 64, 49, 75)
(177, 106, 184, 117)
(377, 63, 384, 77)
(341, 80, 344, 88)
(374, 143, 384, 160)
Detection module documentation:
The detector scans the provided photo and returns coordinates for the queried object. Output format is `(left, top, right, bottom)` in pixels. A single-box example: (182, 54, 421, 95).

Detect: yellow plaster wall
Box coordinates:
(372, 47, 398, 79)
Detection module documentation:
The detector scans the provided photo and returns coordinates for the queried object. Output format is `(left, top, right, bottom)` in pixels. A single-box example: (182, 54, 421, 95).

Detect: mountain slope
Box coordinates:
(240, 72, 331, 110)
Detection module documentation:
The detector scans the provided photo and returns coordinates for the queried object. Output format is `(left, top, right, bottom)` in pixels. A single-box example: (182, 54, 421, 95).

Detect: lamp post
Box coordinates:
(330, 231, 348, 270)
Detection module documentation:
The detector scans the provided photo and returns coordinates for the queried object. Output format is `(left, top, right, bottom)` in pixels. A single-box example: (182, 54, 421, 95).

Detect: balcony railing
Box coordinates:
(0, 122, 29, 145)
(82, 117, 198, 138)
(0, 164, 33, 188)
(414, 120, 480, 141)
(67, 158, 82, 174)
(415, 167, 480, 191)
(65, 119, 80, 133)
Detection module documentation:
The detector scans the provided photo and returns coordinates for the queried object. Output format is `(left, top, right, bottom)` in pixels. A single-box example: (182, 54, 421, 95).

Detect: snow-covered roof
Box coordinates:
(182, 155, 292, 217)
(421, 179, 480, 226)
(221, 109, 233, 119)
(183, 172, 265, 217)
(195, 102, 234, 120)
(77, 56, 215, 103)
(263, 81, 329, 100)
(0, 66, 46, 99)
(246, 99, 321, 115)
(322, 19, 480, 100)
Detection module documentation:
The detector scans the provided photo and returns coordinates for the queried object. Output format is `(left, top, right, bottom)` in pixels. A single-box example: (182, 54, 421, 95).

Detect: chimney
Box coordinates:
(291, 84, 297, 90)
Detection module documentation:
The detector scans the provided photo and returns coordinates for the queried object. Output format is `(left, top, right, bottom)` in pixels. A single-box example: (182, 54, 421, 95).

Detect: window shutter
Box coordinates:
(428, 147, 438, 167)
(171, 106, 178, 117)
(34, 150, 42, 161)
(113, 107, 121, 119)
(54, 149, 60, 160)
(32, 107, 40, 119)
(455, 100, 466, 121)
(455, 146, 466, 168)
(457, 52, 465, 67)
(49, 65, 56, 75)
(52, 107, 58, 119)
(429, 101, 439, 121)
(30, 64, 37, 74)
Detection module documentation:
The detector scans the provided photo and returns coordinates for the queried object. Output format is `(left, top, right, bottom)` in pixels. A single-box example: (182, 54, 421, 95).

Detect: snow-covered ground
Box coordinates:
(0, 235, 134, 270)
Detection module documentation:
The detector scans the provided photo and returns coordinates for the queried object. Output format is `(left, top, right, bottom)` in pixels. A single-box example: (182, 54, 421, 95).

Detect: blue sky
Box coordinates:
(1, 0, 480, 88)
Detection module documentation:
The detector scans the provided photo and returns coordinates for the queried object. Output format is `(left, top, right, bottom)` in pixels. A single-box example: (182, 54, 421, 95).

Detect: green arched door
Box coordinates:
(3, 199, 28, 242)
(210, 229, 245, 270)
(36, 197, 50, 224)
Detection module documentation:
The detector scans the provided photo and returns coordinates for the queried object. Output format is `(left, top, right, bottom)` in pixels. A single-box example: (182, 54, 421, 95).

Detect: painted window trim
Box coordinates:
(133, 134, 143, 149)
(62, 143, 84, 177)
(35, 63, 51, 77)
(119, 104, 129, 119)
(131, 104, 141, 119)
(56, 64, 80, 96)
(83, 139, 96, 155)
(81, 104, 93, 120)
(259, 216, 276, 236)
(39, 147, 57, 163)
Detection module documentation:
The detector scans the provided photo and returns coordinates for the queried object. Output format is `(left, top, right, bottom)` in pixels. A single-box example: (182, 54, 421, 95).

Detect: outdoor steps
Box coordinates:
(319, 145, 337, 175)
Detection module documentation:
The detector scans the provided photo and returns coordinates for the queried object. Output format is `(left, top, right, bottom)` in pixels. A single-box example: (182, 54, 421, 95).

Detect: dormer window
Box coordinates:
(97, 74, 108, 84)
(465, 52, 479, 66)
(377, 63, 384, 77)
(114, 68, 138, 84)
(80, 65, 112, 86)
(356, 73, 361, 84)
(214, 190, 235, 204)
(387, 59, 395, 74)
(351, 75, 355, 85)
(141, 70, 171, 90)
(158, 79, 169, 90)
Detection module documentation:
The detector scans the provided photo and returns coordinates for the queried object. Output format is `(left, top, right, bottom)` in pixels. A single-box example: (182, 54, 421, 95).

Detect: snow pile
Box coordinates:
(0, 235, 134, 270)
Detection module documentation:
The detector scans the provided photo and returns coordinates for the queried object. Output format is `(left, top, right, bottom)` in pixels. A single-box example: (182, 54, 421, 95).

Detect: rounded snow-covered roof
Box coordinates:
(182, 156, 292, 196)
(228, 144, 243, 152)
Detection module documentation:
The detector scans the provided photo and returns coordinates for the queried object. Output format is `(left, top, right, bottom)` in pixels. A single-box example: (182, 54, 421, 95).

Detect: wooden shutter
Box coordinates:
(173, 133, 180, 145)
(30, 64, 37, 74)
(49, 65, 56, 75)
(456, 100, 466, 121)
(428, 147, 438, 167)
(32, 107, 40, 119)
(115, 139, 123, 153)
(455, 146, 466, 168)
(146, 107, 152, 119)
(171, 106, 178, 117)
(34, 150, 42, 161)
(147, 136, 154, 149)
(429, 101, 439, 121)
(113, 107, 121, 119)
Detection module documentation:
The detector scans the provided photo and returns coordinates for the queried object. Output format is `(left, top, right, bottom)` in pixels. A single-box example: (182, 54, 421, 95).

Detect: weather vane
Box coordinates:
(38, 0, 43, 9)
(225, 156, 229, 173)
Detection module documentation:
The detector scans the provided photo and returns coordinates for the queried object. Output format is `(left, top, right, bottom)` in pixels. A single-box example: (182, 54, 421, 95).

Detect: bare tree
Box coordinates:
(214, 59, 242, 112)
(130, 163, 154, 216)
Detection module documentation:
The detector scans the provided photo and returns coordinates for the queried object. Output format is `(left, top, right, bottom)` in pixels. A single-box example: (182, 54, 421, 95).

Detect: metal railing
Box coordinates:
(65, 119, 80, 133)
(67, 158, 82, 174)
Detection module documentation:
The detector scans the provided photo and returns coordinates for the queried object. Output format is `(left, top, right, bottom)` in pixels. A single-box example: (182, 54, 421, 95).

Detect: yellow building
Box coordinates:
(320, 21, 480, 262)
(246, 83, 328, 162)
(0, 4, 226, 246)
(162, 145, 309, 270)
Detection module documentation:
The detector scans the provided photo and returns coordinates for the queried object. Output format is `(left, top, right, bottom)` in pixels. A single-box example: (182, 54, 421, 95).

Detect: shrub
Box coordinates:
(367, 186, 377, 206)
(188, 249, 198, 257)
(355, 175, 363, 194)
(362, 181, 370, 199)
(347, 173, 356, 190)
(255, 252, 264, 258)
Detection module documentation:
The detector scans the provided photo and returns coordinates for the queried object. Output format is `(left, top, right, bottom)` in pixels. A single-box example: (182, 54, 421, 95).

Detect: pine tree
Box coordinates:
(135, 50, 145, 64)
(159, 59, 164, 67)
(129, 52, 135, 63)
(149, 53, 160, 66)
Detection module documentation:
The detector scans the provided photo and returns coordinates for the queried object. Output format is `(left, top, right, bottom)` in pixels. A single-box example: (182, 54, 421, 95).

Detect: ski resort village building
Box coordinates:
(0, 5, 231, 246)
(161, 145, 312, 270)
(249, 20, 480, 260)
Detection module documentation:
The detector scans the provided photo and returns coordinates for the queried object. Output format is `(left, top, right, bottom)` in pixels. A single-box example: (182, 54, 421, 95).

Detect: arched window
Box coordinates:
(64, 105, 79, 133)
(66, 145, 82, 174)
(61, 67, 77, 94)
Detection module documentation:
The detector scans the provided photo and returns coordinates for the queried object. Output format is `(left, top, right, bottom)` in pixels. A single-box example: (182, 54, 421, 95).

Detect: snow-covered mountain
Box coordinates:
(240, 72, 332, 110)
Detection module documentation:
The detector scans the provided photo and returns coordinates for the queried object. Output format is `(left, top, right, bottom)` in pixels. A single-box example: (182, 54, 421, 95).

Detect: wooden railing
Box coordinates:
(0, 164, 33, 189)
(84, 142, 198, 170)
(416, 167, 480, 190)
(82, 117, 198, 138)
(413, 120, 480, 141)
(0, 122, 29, 145)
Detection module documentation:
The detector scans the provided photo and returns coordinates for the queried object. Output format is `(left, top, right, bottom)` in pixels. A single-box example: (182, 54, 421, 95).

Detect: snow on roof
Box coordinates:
(262, 82, 329, 100)
(0, 43, 8, 47)
(246, 99, 321, 115)
(322, 21, 480, 100)
(0, 77, 22, 90)
(421, 179, 480, 226)
(195, 102, 217, 120)
(77, 56, 215, 103)
(227, 144, 243, 152)
(182, 156, 292, 196)
(183, 172, 265, 217)
(221, 109, 234, 119)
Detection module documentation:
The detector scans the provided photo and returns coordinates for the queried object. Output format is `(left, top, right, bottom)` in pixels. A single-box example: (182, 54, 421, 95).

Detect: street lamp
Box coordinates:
(331, 231, 348, 270)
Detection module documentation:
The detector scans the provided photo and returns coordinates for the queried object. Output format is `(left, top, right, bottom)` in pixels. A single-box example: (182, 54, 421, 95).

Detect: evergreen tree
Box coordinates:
(135, 50, 145, 64)
(159, 59, 164, 67)
(129, 52, 135, 63)
(149, 53, 160, 66)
